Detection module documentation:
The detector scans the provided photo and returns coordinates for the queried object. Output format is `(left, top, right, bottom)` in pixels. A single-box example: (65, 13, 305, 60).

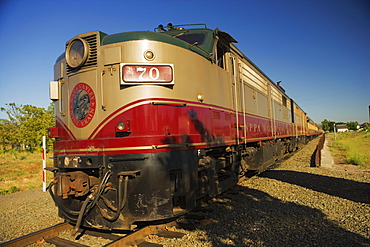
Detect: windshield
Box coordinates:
(172, 33, 206, 45)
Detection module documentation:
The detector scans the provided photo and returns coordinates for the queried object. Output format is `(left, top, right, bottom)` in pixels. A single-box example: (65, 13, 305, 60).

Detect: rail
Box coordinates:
(0, 222, 73, 247)
(0, 221, 185, 247)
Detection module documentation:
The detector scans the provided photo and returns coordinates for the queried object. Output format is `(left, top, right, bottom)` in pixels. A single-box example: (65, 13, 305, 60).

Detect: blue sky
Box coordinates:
(0, 0, 369, 124)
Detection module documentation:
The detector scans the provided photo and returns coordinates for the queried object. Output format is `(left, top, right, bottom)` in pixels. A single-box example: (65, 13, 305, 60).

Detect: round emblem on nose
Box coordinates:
(70, 83, 96, 128)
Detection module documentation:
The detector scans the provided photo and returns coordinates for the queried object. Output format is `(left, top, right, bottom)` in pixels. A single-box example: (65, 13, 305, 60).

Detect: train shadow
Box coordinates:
(260, 170, 370, 204)
(197, 184, 370, 246)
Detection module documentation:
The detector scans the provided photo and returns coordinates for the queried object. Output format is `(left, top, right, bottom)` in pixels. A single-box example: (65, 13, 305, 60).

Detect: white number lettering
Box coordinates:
(149, 67, 160, 80)
(137, 67, 146, 80)
(135, 66, 161, 81)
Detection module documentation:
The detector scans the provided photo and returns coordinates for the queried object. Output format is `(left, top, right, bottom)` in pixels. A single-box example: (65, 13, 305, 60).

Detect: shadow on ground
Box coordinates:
(260, 170, 370, 204)
(197, 184, 369, 246)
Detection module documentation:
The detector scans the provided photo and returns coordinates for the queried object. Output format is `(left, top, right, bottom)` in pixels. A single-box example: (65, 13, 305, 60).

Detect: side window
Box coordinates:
(214, 39, 228, 69)
(217, 44, 225, 68)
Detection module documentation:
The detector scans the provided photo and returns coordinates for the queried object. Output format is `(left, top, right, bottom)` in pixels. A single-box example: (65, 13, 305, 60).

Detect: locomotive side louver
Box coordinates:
(66, 34, 98, 74)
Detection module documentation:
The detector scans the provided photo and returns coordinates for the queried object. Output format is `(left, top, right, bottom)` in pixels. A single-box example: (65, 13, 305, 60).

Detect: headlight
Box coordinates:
(66, 38, 88, 68)
(117, 122, 125, 130)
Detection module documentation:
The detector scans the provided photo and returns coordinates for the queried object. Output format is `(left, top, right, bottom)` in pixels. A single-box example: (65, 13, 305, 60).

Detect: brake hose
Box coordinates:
(99, 175, 129, 221)
(47, 182, 80, 216)
(72, 170, 112, 235)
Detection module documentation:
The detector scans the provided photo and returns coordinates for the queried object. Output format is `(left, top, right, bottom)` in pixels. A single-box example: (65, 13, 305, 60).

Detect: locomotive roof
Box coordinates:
(56, 25, 292, 102)
(101, 24, 238, 61)
(56, 25, 238, 64)
(101, 28, 216, 60)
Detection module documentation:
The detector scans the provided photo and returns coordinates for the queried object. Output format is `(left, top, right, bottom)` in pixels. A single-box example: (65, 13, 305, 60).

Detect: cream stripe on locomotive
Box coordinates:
(54, 139, 237, 154)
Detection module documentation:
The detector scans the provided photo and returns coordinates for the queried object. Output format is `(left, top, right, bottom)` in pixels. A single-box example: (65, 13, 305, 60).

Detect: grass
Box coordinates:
(0, 150, 54, 195)
(328, 132, 370, 168)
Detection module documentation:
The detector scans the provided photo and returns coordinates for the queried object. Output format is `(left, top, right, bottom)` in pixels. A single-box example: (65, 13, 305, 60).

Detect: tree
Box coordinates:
(0, 103, 54, 151)
(321, 119, 335, 132)
(346, 121, 358, 131)
(361, 123, 370, 131)
(21, 104, 55, 151)
(1, 103, 23, 148)
(0, 119, 12, 150)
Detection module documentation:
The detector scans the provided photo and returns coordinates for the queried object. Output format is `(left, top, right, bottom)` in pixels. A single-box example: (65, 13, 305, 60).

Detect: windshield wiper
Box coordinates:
(173, 29, 190, 38)
(189, 42, 213, 61)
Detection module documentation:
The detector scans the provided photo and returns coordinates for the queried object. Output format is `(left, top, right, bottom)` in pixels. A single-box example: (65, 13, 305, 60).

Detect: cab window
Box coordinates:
(215, 41, 228, 69)
(173, 33, 206, 45)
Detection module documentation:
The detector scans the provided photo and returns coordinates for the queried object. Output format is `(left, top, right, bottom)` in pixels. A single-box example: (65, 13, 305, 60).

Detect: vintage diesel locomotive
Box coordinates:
(48, 23, 321, 231)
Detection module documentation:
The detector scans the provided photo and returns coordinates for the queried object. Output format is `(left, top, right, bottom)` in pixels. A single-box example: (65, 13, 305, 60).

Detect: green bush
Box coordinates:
(0, 186, 20, 195)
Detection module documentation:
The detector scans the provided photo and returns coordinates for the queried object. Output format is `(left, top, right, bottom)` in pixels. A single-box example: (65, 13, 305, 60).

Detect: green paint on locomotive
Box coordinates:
(55, 28, 218, 64)
(102, 29, 214, 59)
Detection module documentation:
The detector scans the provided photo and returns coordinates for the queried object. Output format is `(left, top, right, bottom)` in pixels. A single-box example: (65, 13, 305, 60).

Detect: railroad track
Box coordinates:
(1, 157, 299, 247)
(0, 221, 187, 247)
(0, 175, 258, 247)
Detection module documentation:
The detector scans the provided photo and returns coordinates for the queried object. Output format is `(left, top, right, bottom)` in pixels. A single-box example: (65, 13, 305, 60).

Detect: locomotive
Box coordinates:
(47, 23, 321, 231)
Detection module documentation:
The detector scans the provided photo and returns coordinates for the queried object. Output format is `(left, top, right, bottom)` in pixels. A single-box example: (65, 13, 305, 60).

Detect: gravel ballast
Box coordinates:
(1, 137, 369, 246)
